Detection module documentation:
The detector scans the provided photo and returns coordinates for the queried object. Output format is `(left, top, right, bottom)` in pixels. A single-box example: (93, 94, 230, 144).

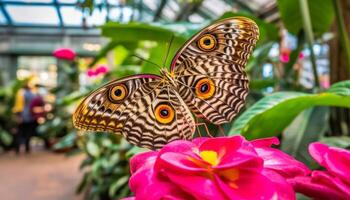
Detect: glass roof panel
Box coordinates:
(242, 0, 276, 11)
(5, 5, 59, 25)
(2, 0, 53, 2)
(107, 0, 120, 6)
(0, 11, 7, 24)
(202, 0, 231, 16)
(60, 6, 83, 26)
(57, 0, 78, 3)
(142, 0, 157, 11)
(109, 7, 133, 23)
(86, 8, 107, 26)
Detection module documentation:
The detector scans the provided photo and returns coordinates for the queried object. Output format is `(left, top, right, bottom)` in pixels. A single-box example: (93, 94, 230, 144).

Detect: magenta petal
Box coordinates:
(191, 137, 209, 146)
(309, 142, 329, 165)
(199, 136, 244, 154)
(312, 170, 350, 197)
(198, 136, 262, 169)
(251, 137, 280, 147)
(129, 168, 193, 200)
(289, 176, 349, 200)
(159, 140, 196, 155)
(130, 151, 158, 174)
(213, 153, 263, 171)
(163, 171, 227, 200)
(215, 170, 278, 200)
(255, 147, 310, 178)
(156, 152, 208, 173)
(324, 147, 350, 183)
(262, 169, 296, 200)
(120, 197, 135, 200)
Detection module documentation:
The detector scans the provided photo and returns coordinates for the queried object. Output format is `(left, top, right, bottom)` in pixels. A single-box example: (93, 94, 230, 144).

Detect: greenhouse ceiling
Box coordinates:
(0, 0, 278, 32)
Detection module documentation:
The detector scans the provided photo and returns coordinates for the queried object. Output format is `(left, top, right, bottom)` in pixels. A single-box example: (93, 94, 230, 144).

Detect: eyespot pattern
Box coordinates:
(109, 84, 128, 103)
(197, 34, 217, 51)
(195, 78, 215, 100)
(154, 103, 175, 124)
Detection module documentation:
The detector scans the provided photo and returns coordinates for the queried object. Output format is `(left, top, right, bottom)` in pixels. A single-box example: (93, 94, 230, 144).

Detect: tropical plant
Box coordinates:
(76, 133, 133, 200)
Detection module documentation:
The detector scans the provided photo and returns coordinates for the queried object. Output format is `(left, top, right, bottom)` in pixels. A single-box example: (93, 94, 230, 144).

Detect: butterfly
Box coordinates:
(73, 17, 259, 150)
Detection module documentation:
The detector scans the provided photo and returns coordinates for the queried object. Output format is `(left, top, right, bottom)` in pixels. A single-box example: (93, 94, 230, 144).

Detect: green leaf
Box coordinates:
(277, 0, 334, 37)
(53, 132, 77, 150)
(87, 141, 101, 157)
(250, 79, 276, 90)
(102, 22, 187, 44)
(126, 146, 148, 158)
(229, 80, 350, 139)
(88, 41, 119, 68)
(281, 107, 329, 167)
(101, 22, 188, 67)
(108, 176, 129, 197)
(320, 136, 350, 149)
(76, 172, 92, 194)
(0, 128, 12, 145)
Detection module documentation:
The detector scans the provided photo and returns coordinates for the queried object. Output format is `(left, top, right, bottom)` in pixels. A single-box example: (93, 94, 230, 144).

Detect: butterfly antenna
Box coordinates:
(132, 54, 161, 70)
(163, 34, 175, 67)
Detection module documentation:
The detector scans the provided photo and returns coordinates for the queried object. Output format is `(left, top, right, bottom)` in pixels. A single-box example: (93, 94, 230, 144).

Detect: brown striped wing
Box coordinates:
(73, 75, 195, 149)
(171, 17, 259, 124)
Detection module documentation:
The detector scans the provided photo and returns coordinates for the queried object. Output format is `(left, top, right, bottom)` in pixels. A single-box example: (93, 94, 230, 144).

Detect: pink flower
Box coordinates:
(280, 52, 290, 63)
(298, 52, 305, 60)
(86, 65, 109, 77)
(95, 65, 108, 74)
(290, 142, 350, 199)
(53, 48, 76, 61)
(87, 69, 97, 77)
(127, 136, 305, 200)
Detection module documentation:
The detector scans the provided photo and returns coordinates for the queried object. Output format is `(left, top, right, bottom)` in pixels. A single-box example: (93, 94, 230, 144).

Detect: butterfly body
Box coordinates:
(73, 17, 259, 149)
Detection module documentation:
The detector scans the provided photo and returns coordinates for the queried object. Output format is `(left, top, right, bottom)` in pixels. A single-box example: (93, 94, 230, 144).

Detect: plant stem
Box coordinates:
(299, 0, 320, 88)
(333, 0, 350, 75)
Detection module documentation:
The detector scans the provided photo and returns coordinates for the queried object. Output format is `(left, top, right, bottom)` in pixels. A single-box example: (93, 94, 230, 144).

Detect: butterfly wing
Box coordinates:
(171, 17, 259, 124)
(73, 74, 195, 149)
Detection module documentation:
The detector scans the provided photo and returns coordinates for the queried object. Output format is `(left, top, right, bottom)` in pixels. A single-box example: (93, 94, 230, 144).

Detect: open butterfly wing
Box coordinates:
(73, 74, 195, 149)
(170, 17, 259, 124)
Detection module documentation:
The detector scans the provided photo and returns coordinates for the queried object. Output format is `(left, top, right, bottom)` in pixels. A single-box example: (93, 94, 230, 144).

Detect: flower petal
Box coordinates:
(215, 170, 279, 200)
(163, 171, 227, 200)
(255, 147, 310, 178)
(251, 137, 280, 147)
(312, 170, 350, 197)
(324, 146, 350, 183)
(262, 169, 296, 200)
(289, 176, 349, 200)
(129, 164, 194, 200)
(130, 151, 158, 174)
(308, 142, 329, 165)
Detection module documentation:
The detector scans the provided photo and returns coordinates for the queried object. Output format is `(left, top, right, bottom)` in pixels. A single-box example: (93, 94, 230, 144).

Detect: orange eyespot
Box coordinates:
(154, 103, 175, 124)
(195, 78, 215, 99)
(109, 84, 128, 103)
(197, 34, 216, 51)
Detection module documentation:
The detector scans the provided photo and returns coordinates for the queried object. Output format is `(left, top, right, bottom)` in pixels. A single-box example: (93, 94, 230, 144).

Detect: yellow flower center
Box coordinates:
(200, 150, 219, 166)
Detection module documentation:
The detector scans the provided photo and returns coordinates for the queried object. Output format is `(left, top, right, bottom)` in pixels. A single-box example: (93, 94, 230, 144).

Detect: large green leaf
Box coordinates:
(229, 80, 350, 139)
(281, 107, 329, 167)
(101, 22, 189, 67)
(320, 136, 350, 149)
(277, 0, 334, 37)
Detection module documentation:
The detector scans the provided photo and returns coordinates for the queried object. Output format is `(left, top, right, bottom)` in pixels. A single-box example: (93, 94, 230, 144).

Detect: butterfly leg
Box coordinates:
(217, 125, 225, 136)
(194, 118, 202, 137)
(195, 122, 213, 138)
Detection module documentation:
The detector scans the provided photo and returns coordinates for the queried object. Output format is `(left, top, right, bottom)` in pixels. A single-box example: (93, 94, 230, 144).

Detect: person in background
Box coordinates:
(12, 79, 43, 154)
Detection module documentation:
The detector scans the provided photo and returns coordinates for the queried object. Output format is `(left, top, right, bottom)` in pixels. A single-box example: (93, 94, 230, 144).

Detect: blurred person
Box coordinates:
(12, 79, 44, 154)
